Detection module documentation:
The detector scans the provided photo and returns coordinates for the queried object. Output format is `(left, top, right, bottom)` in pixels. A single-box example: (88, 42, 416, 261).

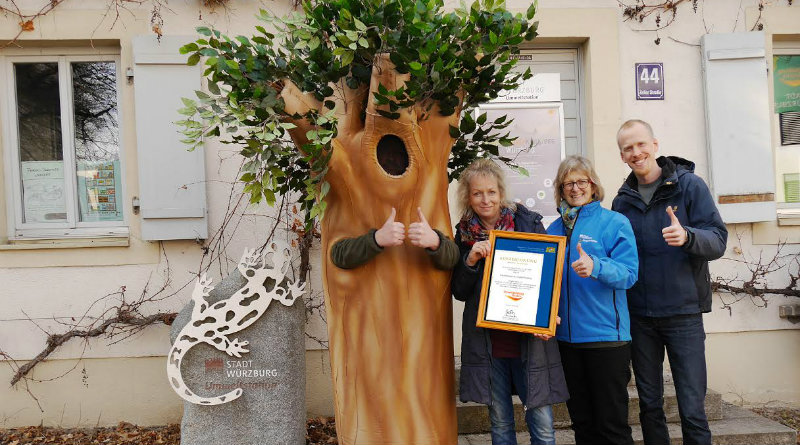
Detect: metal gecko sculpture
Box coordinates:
(167, 243, 305, 405)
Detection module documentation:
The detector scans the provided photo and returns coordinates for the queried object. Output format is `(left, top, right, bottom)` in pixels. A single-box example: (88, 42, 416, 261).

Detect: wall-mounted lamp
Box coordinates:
(779, 304, 800, 324)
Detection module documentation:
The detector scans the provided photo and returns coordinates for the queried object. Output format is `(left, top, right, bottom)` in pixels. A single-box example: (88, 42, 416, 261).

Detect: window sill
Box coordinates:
(777, 207, 800, 226)
(0, 237, 129, 250)
(11, 227, 129, 241)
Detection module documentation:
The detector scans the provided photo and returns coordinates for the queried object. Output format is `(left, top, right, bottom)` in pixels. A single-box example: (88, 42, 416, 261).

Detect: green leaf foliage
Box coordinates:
(177, 0, 538, 227)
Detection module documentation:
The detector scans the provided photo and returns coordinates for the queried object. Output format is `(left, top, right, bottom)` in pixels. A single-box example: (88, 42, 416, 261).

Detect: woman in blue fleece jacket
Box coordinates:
(546, 156, 639, 445)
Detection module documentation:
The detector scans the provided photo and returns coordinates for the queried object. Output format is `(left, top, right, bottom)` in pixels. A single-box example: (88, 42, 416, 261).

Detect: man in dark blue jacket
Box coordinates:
(611, 120, 727, 445)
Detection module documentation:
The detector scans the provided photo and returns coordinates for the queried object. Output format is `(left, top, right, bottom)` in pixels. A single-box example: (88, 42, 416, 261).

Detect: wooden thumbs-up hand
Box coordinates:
(374, 207, 406, 247)
(408, 207, 440, 250)
(571, 242, 594, 278)
(662, 206, 688, 247)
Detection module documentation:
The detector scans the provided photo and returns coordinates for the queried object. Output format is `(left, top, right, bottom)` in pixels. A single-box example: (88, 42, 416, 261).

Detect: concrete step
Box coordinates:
(458, 403, 797, 445)
(456, 383, 723, 434)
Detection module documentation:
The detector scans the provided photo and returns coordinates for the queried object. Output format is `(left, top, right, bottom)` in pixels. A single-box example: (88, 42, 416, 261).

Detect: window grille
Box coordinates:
(780, 111, 800, 146)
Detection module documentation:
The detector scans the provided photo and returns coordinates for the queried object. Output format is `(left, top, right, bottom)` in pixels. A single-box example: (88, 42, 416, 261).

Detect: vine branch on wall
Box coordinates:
(713, 229, 800, 314)
(1, 153, 321, 397)
(616, 0, 795, 45)
(0, 0, 234, 48)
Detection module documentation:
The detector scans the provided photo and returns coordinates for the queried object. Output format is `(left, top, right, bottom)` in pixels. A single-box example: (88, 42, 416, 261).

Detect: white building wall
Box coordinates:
(0, 0, 798, 428)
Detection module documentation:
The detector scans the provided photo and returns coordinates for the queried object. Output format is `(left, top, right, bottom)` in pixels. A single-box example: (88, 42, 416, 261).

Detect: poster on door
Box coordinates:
(477, 103, 565, 222)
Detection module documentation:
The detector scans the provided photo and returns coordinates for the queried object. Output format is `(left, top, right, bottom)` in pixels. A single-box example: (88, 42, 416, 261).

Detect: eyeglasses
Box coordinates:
(561, 179, 592, 191)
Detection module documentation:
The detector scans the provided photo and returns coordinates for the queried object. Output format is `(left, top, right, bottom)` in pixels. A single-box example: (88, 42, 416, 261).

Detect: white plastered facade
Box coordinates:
(0, 0, 798, 428)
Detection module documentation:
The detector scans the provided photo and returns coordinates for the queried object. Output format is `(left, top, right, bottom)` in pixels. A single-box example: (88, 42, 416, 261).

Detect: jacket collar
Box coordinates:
(512, 203, 543, 231)
(514, 203, 542, 222)
(556, 200, 601, 216)
(618, 156, 695, 202)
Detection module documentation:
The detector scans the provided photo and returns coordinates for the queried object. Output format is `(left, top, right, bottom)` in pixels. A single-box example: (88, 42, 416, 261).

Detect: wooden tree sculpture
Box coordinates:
(178, 1, 538, 443)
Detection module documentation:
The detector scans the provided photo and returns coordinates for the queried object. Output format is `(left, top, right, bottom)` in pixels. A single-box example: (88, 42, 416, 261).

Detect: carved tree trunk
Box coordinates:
(282, 56, 459, 445)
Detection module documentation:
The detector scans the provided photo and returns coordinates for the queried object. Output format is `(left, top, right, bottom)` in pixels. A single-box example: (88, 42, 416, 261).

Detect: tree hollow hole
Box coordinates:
(376, 134, 409, 176)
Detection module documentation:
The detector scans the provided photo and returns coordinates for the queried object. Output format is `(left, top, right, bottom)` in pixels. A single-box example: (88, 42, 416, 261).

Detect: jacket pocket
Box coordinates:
(524, 339, 568, 407)
(526, 363, 569, 408)
(459, 363, 490, 405)
(693, 257, 712, 312)
(655, 251, 697, 310)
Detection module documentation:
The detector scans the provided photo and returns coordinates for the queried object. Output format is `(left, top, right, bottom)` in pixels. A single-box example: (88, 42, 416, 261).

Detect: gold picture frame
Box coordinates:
(476, 230, 566, 336)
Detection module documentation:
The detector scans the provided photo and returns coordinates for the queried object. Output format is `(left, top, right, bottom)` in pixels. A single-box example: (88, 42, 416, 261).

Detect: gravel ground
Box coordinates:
(1, 409, 797, 445)
(0, 423, 181, 445)
(751, 406, 800, 444)
(0, 418, 338, 445)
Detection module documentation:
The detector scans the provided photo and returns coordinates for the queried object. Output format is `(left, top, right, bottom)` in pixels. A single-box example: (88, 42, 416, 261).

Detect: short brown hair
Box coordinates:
(617, 119, 655, 149)
(553, 155, 604, 207)
(456, 158, 515, 219)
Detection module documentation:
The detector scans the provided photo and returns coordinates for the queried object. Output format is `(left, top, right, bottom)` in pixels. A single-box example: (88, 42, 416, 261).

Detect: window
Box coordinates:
(785, 173, 800, 203)
(772, 41, 800, 225)
(3, 55, 126, 239)
(780, 111, 800, 146)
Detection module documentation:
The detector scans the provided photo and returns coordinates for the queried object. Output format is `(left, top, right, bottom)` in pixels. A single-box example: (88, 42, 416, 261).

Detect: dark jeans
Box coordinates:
(558, 342, 634, 445)
(489, 357, 555, 445)
(630, 313, 711, 445)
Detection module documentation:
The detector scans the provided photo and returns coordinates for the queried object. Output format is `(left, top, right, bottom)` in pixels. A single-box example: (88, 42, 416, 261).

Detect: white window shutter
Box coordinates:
(701, 31, 776, 223)
(133, 35, 208, 240)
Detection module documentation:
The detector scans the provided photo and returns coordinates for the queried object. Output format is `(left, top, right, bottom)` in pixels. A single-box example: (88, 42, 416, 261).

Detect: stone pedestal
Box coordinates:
(169, 269, 306, 445)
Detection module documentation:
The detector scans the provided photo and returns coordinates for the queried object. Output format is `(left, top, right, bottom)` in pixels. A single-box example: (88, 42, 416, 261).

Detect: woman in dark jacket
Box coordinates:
(451, 159, 569, 445)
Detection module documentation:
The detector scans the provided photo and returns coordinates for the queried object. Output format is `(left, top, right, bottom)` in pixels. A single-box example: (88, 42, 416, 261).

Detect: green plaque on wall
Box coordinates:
(774, 55, 800, 113)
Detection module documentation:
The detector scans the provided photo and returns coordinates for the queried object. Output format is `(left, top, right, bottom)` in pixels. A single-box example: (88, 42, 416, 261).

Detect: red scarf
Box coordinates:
(457, 206, 515, 245)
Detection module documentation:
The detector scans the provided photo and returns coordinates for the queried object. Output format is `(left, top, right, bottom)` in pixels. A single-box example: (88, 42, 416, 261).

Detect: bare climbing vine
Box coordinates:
(0, 154, 322, 403)
(0, 0, 235, 47)
(0, 0, 321, 404)
(713, 228, 800, 315)
(616, 0, 795, 45)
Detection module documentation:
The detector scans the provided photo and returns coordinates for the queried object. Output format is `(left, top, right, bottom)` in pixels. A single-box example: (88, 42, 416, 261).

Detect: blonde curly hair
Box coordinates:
(456, 158, 516, 219)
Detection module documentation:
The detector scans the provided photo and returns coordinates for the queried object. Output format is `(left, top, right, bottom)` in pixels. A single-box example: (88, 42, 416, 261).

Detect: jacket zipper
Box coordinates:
(613, 289, 620, 341)
(629, 176, 676, 316)
(565, 207, 583, 343)
(565, 229, 573, 343)
(566, 258, 571, 342)
(485, 325, 493, 406)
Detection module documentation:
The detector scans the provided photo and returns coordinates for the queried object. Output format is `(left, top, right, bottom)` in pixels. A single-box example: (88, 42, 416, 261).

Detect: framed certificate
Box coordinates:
(476, 230, 566, 336)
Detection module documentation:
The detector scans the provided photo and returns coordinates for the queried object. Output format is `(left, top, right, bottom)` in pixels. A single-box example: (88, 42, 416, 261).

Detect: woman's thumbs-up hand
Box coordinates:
(571, 242, 594, 278)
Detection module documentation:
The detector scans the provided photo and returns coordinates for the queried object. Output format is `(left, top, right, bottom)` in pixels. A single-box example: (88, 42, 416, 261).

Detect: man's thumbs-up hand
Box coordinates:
(662, 206, 688, 247)
(571, 242, 594, 278)
(375, 207, 405, 247)
(408, 207, 440, 250)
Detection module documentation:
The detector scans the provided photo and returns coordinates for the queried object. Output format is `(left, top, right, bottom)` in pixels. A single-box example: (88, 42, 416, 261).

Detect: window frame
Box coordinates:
(2, 54, 128, 240)
(772, 42, 800, 223)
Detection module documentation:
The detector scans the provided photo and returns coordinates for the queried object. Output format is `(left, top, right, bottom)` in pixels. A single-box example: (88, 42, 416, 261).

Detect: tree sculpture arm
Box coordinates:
(330, 231, 383, 269)
(279, 80, 324, 149)
(451, 229, 481, 302)
(427, 231, 460, 270)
